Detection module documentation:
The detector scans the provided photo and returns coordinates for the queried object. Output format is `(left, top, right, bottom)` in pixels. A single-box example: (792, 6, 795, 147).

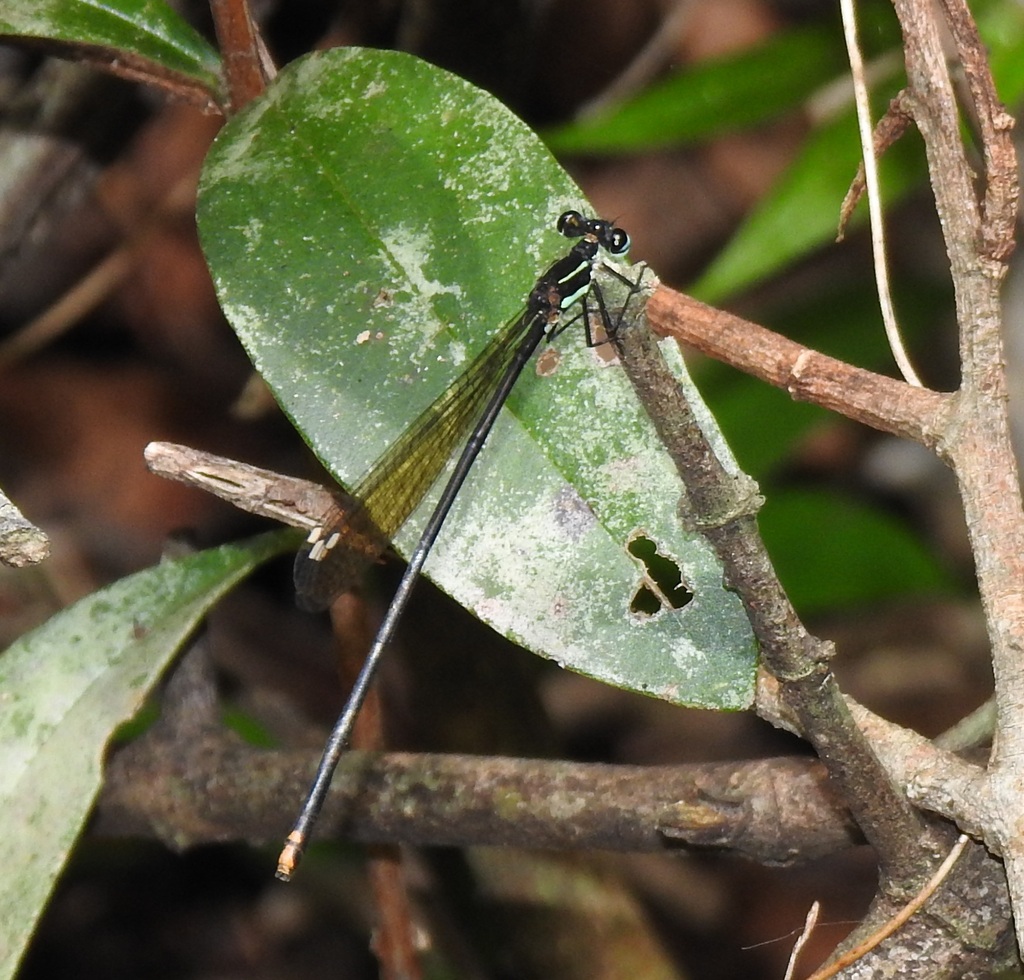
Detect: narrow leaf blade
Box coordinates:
(0, 530, 293, 980)
(545, 27, 844, 155)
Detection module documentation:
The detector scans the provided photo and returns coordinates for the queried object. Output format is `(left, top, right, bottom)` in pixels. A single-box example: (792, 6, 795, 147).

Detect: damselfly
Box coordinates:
(279, 211, 642, 878)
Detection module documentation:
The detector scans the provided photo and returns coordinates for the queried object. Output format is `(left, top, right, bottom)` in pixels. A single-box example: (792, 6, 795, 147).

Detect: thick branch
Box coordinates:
(609, 315, 936, 886)
(98, 730, 860, 865)
(96, 645, 853, 862)
(892, 13, 1024, 946)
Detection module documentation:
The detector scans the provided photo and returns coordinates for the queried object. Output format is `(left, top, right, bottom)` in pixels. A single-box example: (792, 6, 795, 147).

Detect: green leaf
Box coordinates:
(690, 0, 1023, 303)
(706, 374, 827, 479)
(690, 92, 925, 303)
(0, 0, 223, 104)
(758, 489, 953, 614)
(544, 26, 845, 155)
(197, 48, 757, 712)
(0, 530, 293, 980)
(979, 0, 1024, 106)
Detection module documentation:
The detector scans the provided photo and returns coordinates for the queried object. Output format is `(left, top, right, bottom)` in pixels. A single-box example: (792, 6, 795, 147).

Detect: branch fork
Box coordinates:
(636, 0, 1023, 967)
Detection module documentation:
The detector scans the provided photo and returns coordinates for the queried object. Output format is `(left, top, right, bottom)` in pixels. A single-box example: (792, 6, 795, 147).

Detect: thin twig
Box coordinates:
(934, 697, 995, 752)
(576, 1, 695, 119)
(143, 441, 333, 531)
(209, 0, 273, 113)
(331, 593, 423, 980)
(937, 0, 1018, 263)
(784, 901, 820, 980)
(0, 36, 222, 111)
(839, 0, 922, 386)
(837, 92, 914, 231)
(0, 173, 199, 371)
(368, 849, 422, 980)
(0, 247, 133, 370)
(645, 285, 951, 446)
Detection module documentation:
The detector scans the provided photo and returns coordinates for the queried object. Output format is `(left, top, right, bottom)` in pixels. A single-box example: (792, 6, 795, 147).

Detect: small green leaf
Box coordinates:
(0, 0, 223, 104)
(0, 530, 293, 980)
(544, 27, 845, 155)
(198, 48, 758, 712)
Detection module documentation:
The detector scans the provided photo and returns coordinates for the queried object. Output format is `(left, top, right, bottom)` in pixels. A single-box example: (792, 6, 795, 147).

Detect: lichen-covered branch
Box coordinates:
(609, 314, 938, 891)
(645, 0, 1024, 964)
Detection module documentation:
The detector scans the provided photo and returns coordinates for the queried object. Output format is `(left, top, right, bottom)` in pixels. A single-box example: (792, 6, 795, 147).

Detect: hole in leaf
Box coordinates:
(626, 532, 693, 618)
(630, 583, 663, 617)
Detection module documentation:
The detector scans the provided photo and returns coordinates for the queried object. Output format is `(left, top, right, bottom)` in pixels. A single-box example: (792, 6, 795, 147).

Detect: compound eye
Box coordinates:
(607, 228, 631, 254)
(557, 210, 586, 237)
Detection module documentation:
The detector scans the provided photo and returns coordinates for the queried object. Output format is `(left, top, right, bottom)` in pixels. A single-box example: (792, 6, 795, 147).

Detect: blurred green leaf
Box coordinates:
(222, 705, 278, 749)
(198, 47, 759, 711)
(686, 0, 1024, 303)
(0, 531, 293, 980)
(544, 27, 845, 155)
(690, 91, 925, 303)
(704, 374, 827, 479)
(0, 0, 223, 103)
(978, 0, 1024, 105)
(758, 489, 953, 615)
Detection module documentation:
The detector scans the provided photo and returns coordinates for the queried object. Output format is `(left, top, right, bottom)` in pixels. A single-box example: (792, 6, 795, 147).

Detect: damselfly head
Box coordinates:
(556, 211, 630, 257)
(586, 219, 630, 256)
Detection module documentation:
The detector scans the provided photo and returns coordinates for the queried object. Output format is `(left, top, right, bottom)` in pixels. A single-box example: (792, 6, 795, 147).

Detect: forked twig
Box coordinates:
(803, 835, 970, 979)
